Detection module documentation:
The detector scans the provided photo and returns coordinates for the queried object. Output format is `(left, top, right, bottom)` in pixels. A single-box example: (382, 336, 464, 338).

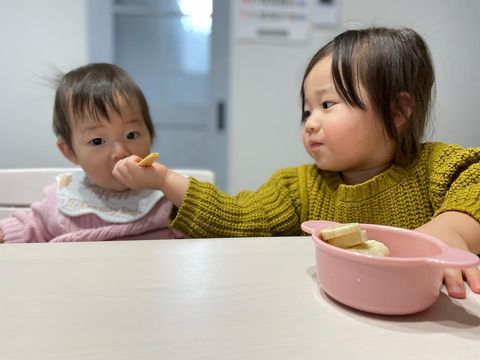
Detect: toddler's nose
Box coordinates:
(304, 117, 321, 133)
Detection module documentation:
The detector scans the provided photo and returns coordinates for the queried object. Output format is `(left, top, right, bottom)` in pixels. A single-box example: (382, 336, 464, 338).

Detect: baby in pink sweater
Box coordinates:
(0, 63, 182, 243)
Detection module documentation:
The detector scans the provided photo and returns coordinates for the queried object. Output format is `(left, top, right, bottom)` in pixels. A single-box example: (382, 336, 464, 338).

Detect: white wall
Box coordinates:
(228, 0, 480, 193)
(0, 0, 88, 169)
(0, 0, 479, 195)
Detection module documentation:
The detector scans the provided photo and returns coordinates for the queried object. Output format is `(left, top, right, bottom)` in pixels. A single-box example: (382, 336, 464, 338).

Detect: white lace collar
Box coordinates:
(56, 171, 163, 223)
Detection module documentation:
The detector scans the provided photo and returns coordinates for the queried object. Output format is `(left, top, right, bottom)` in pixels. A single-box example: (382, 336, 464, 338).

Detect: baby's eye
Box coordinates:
(89, 138, 104, 146)
(301, 110, 311, 122)
(322, 101, 335, 109)
(126, 131, 140, 140)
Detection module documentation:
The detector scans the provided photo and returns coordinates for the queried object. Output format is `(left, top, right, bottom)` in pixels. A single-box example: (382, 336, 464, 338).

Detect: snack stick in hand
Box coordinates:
(138, 152, 160, 167)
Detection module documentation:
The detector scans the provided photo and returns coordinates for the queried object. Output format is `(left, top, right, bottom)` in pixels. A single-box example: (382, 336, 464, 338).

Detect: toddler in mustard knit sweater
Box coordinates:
(113, 27, 480, 299)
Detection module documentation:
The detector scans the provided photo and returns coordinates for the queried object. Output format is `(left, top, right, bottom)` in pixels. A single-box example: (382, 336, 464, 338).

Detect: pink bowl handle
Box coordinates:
(301, 220, 339, 234)
(425, 247, 480, 268)
(301, 220, 319, 234)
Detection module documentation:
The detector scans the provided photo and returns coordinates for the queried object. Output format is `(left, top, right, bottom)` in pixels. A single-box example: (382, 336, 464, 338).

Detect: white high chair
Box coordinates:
(0, 167, 215, 219)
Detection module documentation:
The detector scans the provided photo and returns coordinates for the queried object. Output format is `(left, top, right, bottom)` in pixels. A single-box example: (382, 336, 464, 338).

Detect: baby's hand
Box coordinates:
(113, 155, 168, 191)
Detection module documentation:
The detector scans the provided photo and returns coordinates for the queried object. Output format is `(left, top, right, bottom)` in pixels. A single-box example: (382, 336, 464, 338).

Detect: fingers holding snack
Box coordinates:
(138, 152, 160, 167)
(113, 153, 167, 190)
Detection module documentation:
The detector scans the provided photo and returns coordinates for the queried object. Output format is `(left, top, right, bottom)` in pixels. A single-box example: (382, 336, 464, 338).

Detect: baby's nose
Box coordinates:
(111, 141, 130, 162)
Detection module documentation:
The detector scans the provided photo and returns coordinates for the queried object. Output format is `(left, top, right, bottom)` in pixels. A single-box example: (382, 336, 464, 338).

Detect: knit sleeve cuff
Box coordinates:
(0, 216, 26, 243)
(169, 177, 210, 236)
(435, 183, 480, 222)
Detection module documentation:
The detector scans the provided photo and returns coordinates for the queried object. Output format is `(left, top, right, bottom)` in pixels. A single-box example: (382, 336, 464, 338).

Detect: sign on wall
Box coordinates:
(235, 0, 310, 42)
(234, 0, 338, 43)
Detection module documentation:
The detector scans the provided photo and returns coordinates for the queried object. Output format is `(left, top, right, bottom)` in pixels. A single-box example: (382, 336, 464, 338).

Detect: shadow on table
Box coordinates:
(306, 266, 480, 338)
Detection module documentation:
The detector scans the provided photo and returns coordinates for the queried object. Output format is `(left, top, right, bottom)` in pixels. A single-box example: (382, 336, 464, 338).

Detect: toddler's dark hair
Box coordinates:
(301, 27, 435, 166)
(53, 63, 155, 152)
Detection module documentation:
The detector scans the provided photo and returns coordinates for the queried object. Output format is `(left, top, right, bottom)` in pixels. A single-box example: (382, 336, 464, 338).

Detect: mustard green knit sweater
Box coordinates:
(170, 142, 480, 238)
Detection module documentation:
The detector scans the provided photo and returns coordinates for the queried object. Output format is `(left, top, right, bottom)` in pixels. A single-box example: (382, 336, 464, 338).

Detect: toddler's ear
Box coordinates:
(392, 92, 414, 128)
(57, 138, 79, 165)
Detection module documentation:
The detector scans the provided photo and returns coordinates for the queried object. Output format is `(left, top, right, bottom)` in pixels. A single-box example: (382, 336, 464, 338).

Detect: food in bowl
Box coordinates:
(344, 240, 390, 256)
(301, 220, 480, 315)
(319, 222, 389, 256)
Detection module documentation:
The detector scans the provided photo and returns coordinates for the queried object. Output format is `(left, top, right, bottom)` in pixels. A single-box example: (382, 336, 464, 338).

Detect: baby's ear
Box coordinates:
(391, 92, 414, 128)
(57, 138, 78, 165)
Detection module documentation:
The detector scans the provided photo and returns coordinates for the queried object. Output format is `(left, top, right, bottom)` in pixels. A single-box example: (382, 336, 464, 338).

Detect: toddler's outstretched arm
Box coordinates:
(416, 211, 480, 299)
(113, 155, 189, 207)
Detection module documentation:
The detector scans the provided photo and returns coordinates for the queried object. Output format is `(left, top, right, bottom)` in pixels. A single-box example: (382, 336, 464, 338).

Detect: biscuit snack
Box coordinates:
(319, 223, 389, 257)
(320, 223, 367, 247)
(138, 152, 160, 167)
(345, 240, 390, 256)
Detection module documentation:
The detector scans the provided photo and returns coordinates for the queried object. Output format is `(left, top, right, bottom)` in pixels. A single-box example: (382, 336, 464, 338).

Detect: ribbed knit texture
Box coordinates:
(170, 142, 480, 238)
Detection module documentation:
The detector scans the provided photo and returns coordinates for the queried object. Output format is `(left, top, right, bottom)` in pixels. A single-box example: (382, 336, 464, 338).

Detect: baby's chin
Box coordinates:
(110, 185, 131, 192)
(107, 182, 131, 192)
(93, 179, 131, 192)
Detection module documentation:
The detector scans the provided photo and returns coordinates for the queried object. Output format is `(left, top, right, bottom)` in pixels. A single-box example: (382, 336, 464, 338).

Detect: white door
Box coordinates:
(90, 0, 228, 190)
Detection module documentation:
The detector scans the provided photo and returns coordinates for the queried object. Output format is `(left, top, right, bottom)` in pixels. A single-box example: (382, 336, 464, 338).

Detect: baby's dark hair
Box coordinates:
(53, 63, 155, 152)
(301, 27, 435, 166)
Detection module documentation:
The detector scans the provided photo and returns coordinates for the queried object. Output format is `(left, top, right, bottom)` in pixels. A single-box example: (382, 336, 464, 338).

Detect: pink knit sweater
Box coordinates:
(0, 183, 183, 243)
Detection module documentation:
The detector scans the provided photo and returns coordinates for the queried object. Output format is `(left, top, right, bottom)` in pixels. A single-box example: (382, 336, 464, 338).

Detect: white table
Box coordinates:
(1, 237, 479, 360)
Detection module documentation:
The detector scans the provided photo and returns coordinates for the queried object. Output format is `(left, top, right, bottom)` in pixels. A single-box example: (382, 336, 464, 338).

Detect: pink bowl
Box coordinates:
(301, 220, 480, 315)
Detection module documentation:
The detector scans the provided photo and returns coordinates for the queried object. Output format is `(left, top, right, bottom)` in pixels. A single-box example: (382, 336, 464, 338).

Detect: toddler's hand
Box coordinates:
(113, 155, 168, 191)
(416, 211, 480, 299)
(444, 267, 480, 299)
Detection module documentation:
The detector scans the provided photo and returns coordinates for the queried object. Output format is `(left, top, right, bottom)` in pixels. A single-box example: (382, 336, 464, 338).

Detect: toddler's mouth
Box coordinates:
(309, 141, 323, 149)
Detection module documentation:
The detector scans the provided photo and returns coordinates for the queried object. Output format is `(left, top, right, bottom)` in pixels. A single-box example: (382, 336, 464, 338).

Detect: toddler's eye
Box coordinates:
(322, 101, 334, 109)
(126, 131, 140, 140)
(301, 110, 311, 122)
(89, 138, 104, 146)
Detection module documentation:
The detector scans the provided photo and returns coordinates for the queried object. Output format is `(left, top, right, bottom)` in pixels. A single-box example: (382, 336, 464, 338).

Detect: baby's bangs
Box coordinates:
(69, 86, 129, 123)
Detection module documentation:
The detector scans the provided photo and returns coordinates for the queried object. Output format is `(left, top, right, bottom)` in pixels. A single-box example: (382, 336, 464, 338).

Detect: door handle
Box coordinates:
(216, 101, 225, 131)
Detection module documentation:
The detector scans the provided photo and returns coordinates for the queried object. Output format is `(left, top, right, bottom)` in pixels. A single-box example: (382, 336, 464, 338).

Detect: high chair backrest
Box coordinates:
(0, 167, 215, 219)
